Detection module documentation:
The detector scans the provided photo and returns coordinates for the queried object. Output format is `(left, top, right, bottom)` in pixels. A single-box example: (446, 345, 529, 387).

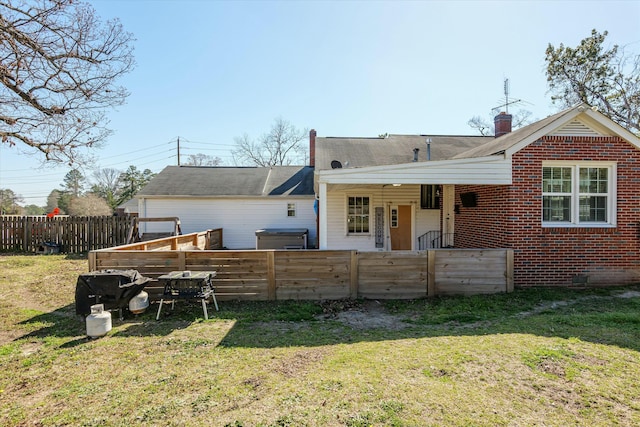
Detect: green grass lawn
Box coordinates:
(1, 254, 639, 426)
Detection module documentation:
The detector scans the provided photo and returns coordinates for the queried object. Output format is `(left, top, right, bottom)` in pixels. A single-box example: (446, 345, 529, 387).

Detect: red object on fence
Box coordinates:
(46, 208, 60, 218)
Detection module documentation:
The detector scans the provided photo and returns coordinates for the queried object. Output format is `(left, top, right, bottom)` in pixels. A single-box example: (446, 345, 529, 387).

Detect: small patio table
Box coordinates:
(155, 271, 218, 320)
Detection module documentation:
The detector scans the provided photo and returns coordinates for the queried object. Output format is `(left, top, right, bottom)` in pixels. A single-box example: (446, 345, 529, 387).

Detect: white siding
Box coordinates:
(139, 197, 316, 249)
(324, 185, 439, 251)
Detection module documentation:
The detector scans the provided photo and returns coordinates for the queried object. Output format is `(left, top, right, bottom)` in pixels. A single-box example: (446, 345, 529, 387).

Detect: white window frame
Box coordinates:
(390, 206, 399, 228)
(346, 195, 371, 235)
(287, 202, 296, 217)
(542, 161, 617, 228)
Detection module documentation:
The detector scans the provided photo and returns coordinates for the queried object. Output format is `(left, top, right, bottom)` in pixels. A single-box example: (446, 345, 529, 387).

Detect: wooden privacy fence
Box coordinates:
(89, 231, 513, 300)
(1, 215, 131, 253)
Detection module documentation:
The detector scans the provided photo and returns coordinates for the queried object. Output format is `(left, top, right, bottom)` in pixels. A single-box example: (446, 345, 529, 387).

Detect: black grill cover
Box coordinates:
(75, 270, 152, 316)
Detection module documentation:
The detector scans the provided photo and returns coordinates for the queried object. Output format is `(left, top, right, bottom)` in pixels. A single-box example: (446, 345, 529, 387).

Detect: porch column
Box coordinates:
(138, 198, 147, 234)
(319, 182, 328, 249)
(441, 184, 455, 243)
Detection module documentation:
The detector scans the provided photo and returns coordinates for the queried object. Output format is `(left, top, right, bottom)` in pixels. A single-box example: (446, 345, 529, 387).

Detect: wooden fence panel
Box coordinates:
(93, 250, 181, 273)
(186, 251, 269, 300)
(274, 251, 352, 300)
(0, 215, 131, 253)
(434, 249, 510, 295)
(358, 251, 428, 299)
(0, 215, 21, 250)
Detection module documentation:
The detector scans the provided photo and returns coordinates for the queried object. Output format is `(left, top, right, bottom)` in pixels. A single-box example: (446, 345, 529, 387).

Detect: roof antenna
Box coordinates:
(504, 78, 510, 114)
(492, 78, 527, 114)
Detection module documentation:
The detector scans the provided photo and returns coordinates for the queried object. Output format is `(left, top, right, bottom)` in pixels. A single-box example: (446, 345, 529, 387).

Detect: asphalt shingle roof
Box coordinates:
(138, 165, 315, 197)
(315, 134, 493, 170)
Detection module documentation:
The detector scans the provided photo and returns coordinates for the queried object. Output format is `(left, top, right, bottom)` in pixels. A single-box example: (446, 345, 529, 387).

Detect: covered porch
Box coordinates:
(315, 155, 512, 251)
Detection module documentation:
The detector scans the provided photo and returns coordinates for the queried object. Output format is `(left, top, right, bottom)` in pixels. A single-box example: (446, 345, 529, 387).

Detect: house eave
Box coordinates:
(135, 194, 315, 200)
(504, 105, 640, 157)
(582, 108, 640, 147)
(316, 155, 512, 185)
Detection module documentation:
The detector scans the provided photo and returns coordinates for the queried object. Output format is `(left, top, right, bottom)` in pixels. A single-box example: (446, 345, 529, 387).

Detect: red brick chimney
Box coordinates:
(494, 112, 512, 137)
(309, 129, 316, 167)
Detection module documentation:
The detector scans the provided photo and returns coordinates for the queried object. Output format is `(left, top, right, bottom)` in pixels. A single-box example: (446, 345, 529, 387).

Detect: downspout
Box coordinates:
(314, 195, 319, 249)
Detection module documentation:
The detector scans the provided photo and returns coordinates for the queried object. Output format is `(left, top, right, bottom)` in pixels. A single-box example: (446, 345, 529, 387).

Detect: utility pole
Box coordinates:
(177, 137, 181, 166)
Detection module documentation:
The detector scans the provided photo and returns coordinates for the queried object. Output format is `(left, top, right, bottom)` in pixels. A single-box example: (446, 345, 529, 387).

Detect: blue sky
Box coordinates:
(1, 0, 639, 207)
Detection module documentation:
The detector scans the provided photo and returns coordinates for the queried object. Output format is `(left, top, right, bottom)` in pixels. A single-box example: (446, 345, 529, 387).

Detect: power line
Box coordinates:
(97, 142, 170, 161)
(181, 138, 237, 148)
(1, 141, 177, 173)
(97, 150, 175, 169)
(1, 136, 238, 205)
(1, 171, 68, 180)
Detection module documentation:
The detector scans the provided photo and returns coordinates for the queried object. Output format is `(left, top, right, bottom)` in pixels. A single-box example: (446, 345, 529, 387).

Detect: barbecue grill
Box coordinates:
(75, 270, 152, 318)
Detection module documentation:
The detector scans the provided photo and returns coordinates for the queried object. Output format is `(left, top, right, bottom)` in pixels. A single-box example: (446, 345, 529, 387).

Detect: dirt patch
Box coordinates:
(516, 291, 640, 319)
(316, 291, 640, 331)
(317, 299, 410, 330)
(0, 329, 23, 345)
(537, 360, 567, 377)
(21, 341, 43, 356)
(516, 300, 571, 318)
(573, 353, 608, 367)
(617, 291, 640, 299)
(242, 376, 264, 390)
(272, 348, 328, 377)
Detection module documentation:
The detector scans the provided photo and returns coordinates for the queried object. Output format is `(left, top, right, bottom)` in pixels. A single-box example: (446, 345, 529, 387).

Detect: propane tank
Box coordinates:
(128, 290, 149, 314)
(86, 304, 112, 338)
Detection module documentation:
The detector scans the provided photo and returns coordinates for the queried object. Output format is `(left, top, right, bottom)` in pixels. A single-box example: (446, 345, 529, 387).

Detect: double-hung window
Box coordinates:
(347, 196, 370, 234)
(287, 203, 296, 217)
(542, 162, 616, 227)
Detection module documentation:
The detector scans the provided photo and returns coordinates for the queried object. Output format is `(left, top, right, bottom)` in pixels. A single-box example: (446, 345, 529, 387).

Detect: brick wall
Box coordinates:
(455, 136, 640, 287)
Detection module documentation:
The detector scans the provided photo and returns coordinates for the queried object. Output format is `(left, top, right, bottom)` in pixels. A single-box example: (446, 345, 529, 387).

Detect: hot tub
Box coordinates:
(255, 228, 308, 250)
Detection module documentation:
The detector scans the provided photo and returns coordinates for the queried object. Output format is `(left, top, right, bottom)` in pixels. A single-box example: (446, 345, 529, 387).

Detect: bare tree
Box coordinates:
(92, 167, 121, 191)
(232, 118, 308, 166)
(67, 193, 111, 216)
(0, 0, 135, 164)
(467, 116, 494, 136)
(184, 153, 222, 166)
(90, 167, 122, 209)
